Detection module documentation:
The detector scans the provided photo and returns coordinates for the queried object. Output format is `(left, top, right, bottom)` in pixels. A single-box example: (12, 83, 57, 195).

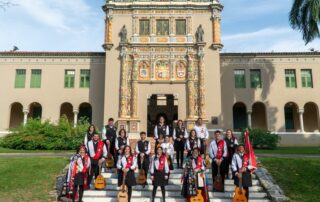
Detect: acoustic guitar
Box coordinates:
(205, 155, 211, 169)
(118, 172, 128, 202)
(136, 154, 147, 185)
(95, 165, 106, 190)
(190, 189, 204, 202)
(213, 164, 224, 192)
(233, 172, 247, 202)
(106, 154, 114, 169)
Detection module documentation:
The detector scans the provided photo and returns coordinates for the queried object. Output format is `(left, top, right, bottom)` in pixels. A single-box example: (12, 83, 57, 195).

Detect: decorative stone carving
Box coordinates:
(187, 54, 196, 118)
(131, 55, 138, 118)
(120, 25, 128, 43)
(155, 60, 170, 80)
(196, 25, 204, 43)
(138, 61, 150, 80)
(175, 61, 187, 80)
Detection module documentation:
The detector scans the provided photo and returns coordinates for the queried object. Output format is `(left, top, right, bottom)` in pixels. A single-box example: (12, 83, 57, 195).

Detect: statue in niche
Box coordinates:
(195, 24, 204, 43)
(119, 25, 128, 43)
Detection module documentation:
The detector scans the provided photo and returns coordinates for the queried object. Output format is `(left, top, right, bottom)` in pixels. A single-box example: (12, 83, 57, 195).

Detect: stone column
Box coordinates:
(23, 109, 29, 126)
(102, 7, 113, 51)
(187, 54, 195, 119)
(247, 109, 252, 128)
(298, 109, 305, 132)
(131, 55, 138, 118)
(198, 51, 206, 119)
(73, 110, 79, 127)
(211, 5, 223, 50)
(120, 46, 129, 118)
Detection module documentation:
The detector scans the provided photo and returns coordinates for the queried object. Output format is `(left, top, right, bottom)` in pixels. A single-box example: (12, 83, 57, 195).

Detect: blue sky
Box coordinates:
(0, 0, 319, 52)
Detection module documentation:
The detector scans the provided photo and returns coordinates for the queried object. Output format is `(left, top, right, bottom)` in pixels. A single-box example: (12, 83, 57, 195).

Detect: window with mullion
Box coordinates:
(80, 70, 90, 88)
(285, 69, 296, 88)
(250, 69, 262, 88)
(234, 69, 246, 88)
(30, 69, 41, 88)
(64, 70, 75, 88)
(15, 69, 26, 88)
(139, 19, 150, 36)
(156, 19, 169, 36)
(175, 19, 186, 35)
(301, 69, 313, 88)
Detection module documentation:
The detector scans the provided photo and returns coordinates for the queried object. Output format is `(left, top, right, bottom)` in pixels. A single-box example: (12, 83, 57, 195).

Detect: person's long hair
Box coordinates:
(225, 129, 235, 139)
(87, 124, 97, 134)
(189, 129, 197, 139)
(123, 145, 132, 156)
(118, 128, 127, 138)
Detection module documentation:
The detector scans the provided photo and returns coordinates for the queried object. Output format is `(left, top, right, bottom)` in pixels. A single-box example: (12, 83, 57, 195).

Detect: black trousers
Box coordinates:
(87, 163, 99, 187)
(152, 186, 166, 201)
(175, 149, 184, 168)
(72, 184, 83, 202)
(128, 186, 132, 202)
(200, 139, 206, 155)
(211, 159, 227, 191)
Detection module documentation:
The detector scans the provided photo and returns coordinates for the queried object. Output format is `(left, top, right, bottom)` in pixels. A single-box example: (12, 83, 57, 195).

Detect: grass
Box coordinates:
(261, 158, 320, 202)
(254, 147, 320, 155)
(0, 156, 68, 202)
(0, 147, 74, 153)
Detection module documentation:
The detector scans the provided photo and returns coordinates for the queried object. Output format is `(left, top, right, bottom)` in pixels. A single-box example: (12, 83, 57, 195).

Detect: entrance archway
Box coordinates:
(303, 102, 320, 132)
(60, 102, 74, 123)
(284, 102, 299, 132)
(252, 102, 267, 129)
(233, 102, 247, 131)
(147, 94, 178, 137)
(79, 103, 92, 123)
(29, 102, 42, 119)
(9, 102, 23, 128)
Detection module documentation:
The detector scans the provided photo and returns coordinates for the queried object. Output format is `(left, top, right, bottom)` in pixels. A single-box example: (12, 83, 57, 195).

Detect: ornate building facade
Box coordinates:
(1, 0, 320, 145)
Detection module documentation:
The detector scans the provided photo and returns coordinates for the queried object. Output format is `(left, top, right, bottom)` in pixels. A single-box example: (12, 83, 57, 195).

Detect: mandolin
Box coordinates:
(213, 164, 224, 192)
(233, 172, 247, 202)
(95, 165, 106, 190)
(190, 189, 204, 202)
(118, 172, 128, 202)
(106, 154, 114, 169)
(136, 154, 147, 185)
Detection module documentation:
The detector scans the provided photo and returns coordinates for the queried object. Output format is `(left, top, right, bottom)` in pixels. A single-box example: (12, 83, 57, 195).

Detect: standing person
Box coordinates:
(224, 129, 239, 179)
(87, 133, 108, 187)
(135, 131, 151, 185)
(115, 129, 130, 156)
(154, 116, 169, 149)
(102, 118, 117, 167)
(232, 144, 253, 201)
(150, 147, 170, 202)
(209, 130, 227, 192)
(193, 118, 209, 155)
(84, 124, 96, 149)
(67, 145, 91, 202)
(173, 120, 188, 169)
(161, 135, 174, 170)
(185, 129, 201, 157)
(117, 145, 137, 202)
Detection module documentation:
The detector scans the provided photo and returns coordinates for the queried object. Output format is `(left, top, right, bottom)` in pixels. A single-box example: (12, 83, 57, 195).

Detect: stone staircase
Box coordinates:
(82, 166, 270, 202)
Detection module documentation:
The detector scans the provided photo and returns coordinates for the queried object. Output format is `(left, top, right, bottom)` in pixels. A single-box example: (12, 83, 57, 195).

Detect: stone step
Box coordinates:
(83, 197, 270, 202)
(103, 178, 260, 186)
(83, 190, 268, 199)
(89, 184, 263, 192)
(101, 173, 257, 180)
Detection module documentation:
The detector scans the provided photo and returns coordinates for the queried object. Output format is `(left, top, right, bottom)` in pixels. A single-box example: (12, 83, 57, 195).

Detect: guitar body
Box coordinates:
(106, 155, 114, 168)
(213, 174, 224, 192)
(233, 186, 247, 202)
(95, 175, 106, 190)
(190, 189, 204, 202)
(117, 185, 128, 202)
(136, 169, 147, 185)
(205, 155, 211, 169)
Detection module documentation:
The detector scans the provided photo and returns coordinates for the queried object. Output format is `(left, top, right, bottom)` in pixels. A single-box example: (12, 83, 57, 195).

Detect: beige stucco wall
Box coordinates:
(0, 55, 106, 131)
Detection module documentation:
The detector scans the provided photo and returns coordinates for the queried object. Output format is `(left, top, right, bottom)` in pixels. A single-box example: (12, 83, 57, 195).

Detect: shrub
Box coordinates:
(239, 128, 281, 149)
(0, 116, 90, 150)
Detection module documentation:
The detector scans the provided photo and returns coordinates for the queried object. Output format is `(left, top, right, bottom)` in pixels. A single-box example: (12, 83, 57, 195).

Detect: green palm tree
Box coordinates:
(289, 0, 320, 44)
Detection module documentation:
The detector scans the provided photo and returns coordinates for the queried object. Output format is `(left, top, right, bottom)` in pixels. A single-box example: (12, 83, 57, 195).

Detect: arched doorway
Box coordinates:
(303, 102, 320, 132)
(79, 103, 92, 123)
(9, 102, 24, 128)
(252, 102, 267, 129)
(284, 102, 299, 132)
(233, 102, 247, 131)
(60, 102, 74, 123)
(29, 102, 42, 119)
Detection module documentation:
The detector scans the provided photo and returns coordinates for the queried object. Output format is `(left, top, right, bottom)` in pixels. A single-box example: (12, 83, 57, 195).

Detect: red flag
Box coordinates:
(244, 130, 257, 170)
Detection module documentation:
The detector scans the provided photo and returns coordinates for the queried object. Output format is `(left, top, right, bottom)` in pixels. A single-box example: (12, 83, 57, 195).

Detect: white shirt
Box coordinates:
(160, 142, 174, 159)
(149, 154, 169, 175)
(116, 155, 137, 170)
(87, 140, 108, 160)
(173, 127, 188, 139)
(154, 124, 169, 139)
(193, 125, 209, 139)
(208, 139, 227, 160)
(185, 138, 201, 151)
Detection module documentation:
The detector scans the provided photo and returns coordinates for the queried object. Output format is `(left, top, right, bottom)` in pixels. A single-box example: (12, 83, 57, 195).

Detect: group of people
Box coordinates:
(65, 117, 255, 202)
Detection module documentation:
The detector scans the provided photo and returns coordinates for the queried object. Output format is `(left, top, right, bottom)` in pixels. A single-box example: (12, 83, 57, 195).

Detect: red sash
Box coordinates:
(241, 154, 249, 170)
(82, 155, 90, 190)
(158, 155, 166, 171)
(195, 156, 203, 169)
(93, 141, 104, 160)
(125, 155, 134, 169)
(216, 140, 224, 159)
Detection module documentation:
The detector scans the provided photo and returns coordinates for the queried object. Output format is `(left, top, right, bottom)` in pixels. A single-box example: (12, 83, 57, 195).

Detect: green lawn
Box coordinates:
(0, 156, 68, 202)
(255, 147, 320, 155)
(261, 158, 320, 202)
(0, 147, 74, 153)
